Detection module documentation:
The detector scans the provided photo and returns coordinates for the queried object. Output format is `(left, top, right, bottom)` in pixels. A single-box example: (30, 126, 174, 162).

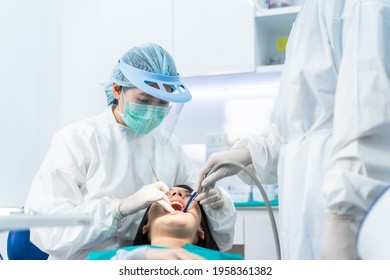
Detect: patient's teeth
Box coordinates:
(170, 201, 184, 211)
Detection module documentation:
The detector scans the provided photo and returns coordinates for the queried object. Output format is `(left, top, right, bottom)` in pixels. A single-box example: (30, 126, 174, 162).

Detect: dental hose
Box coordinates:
(207, 160, 281, 260)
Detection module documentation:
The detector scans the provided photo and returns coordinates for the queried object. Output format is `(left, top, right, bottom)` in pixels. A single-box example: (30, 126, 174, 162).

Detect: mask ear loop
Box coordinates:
(118, 90, 127, 118)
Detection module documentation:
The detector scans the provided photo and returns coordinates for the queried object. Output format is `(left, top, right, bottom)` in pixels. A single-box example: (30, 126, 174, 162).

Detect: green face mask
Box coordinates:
(120, 100, 170, 135)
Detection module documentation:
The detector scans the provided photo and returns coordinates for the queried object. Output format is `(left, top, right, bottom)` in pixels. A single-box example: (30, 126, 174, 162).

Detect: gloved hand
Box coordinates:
(113, 181, 174, 220)
(321, 213, 360, 259)
(197, 148, 252, 188)
(195, 186, 224, 210)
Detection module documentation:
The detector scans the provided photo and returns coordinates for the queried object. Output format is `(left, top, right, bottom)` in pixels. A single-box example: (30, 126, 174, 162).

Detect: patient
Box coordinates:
(87, 185, 243, 260)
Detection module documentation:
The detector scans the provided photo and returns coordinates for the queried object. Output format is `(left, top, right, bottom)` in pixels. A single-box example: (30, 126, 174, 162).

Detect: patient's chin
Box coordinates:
(159, 215, 187, 225)
(155, 215, 194, 231)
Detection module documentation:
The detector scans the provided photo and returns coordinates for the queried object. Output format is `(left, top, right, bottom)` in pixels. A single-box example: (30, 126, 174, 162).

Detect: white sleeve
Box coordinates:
(233, 123, 282, 185)
(202, 187, 236, 251)
(25, 132, 122, 259)
(111, 247, 148, 260)
(323, 2, 390, 222)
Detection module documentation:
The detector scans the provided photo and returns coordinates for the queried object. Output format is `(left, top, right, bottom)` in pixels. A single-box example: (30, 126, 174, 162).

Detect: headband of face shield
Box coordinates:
(118, 59, 192, 103)
(117, 60, 192, 137)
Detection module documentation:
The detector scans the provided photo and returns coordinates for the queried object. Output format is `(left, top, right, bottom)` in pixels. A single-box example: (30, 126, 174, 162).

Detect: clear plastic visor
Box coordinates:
(119, 87, 184, 140)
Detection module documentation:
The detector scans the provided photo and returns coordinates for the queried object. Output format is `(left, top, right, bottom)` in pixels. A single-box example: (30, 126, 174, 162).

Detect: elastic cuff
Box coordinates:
(112, 199, 125, 220)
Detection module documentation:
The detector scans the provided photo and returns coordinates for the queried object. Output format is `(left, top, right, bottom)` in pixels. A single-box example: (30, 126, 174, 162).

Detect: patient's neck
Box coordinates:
(151, 236, 193, 248)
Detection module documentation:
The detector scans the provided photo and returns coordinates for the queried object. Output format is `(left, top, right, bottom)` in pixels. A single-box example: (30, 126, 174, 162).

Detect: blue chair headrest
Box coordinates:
(7, 230, 49, 260)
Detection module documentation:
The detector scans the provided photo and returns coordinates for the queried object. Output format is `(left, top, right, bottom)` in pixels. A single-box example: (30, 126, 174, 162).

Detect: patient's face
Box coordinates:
(144, 186, 203, 242)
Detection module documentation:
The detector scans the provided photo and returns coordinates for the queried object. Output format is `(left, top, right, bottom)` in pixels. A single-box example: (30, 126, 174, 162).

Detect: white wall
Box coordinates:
(0, 0, 63, 206)
(0, 0, 63, 259)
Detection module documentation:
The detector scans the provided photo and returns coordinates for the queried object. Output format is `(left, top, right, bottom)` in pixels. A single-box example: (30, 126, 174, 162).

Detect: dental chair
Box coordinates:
(7, 230, 49, 260)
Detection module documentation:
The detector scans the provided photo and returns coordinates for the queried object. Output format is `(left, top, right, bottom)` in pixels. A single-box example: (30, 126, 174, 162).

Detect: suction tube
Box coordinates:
(207, 160, 281, 260)
(183, 191, 197, 213)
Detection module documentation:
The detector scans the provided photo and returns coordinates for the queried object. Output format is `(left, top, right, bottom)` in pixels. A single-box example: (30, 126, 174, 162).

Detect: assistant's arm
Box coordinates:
(322, 1, 390, 259)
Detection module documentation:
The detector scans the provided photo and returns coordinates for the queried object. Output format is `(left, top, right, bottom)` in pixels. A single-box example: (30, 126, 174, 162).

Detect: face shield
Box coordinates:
(118, 59, 191, 139)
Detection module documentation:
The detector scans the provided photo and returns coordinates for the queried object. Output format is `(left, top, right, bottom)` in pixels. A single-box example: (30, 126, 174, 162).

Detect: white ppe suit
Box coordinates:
(234, 0, 390, 259)
(25, 108, 236, 259)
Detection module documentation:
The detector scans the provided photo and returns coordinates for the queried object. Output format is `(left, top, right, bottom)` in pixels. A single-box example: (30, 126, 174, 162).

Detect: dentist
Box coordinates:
(25, 43, 236, 259)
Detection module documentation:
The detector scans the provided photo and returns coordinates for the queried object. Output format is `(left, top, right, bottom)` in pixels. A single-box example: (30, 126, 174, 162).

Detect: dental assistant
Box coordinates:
(25, 43, 236, 259)
(199, 0, 390, 259)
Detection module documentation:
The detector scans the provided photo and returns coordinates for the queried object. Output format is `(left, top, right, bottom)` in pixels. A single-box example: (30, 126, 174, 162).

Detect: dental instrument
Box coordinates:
(183, 191, 197, 213)
(194, 172, 211, 199)
(148, 157, 159, 182)
(185, 174, 208, 211)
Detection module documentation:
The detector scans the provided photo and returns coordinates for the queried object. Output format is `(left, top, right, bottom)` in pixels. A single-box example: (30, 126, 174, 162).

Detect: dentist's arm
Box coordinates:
(112, 181, 174, 220)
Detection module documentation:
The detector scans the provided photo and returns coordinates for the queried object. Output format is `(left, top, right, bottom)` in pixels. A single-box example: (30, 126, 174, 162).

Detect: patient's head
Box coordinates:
(133, 184, 219, 251)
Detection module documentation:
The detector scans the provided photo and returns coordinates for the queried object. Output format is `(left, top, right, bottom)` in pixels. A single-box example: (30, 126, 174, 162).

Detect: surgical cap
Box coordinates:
(104, 43, 178, 105)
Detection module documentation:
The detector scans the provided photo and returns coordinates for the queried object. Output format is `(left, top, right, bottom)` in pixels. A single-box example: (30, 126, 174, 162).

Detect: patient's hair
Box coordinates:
(133, 184, 220, 251)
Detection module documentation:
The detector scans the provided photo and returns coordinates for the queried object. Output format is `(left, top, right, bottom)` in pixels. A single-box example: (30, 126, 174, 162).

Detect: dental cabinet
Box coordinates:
(172, 0, 255, 77)
(174, 1, 302, 77)
(255, 5, 301, 73)
(64, 0, 255, 81)
(231, 205, 279, 260)
(60, 0, 302, 84)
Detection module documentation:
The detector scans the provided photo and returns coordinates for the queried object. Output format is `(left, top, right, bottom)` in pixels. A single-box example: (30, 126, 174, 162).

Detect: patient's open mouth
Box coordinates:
(170, 199, 185, 211)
